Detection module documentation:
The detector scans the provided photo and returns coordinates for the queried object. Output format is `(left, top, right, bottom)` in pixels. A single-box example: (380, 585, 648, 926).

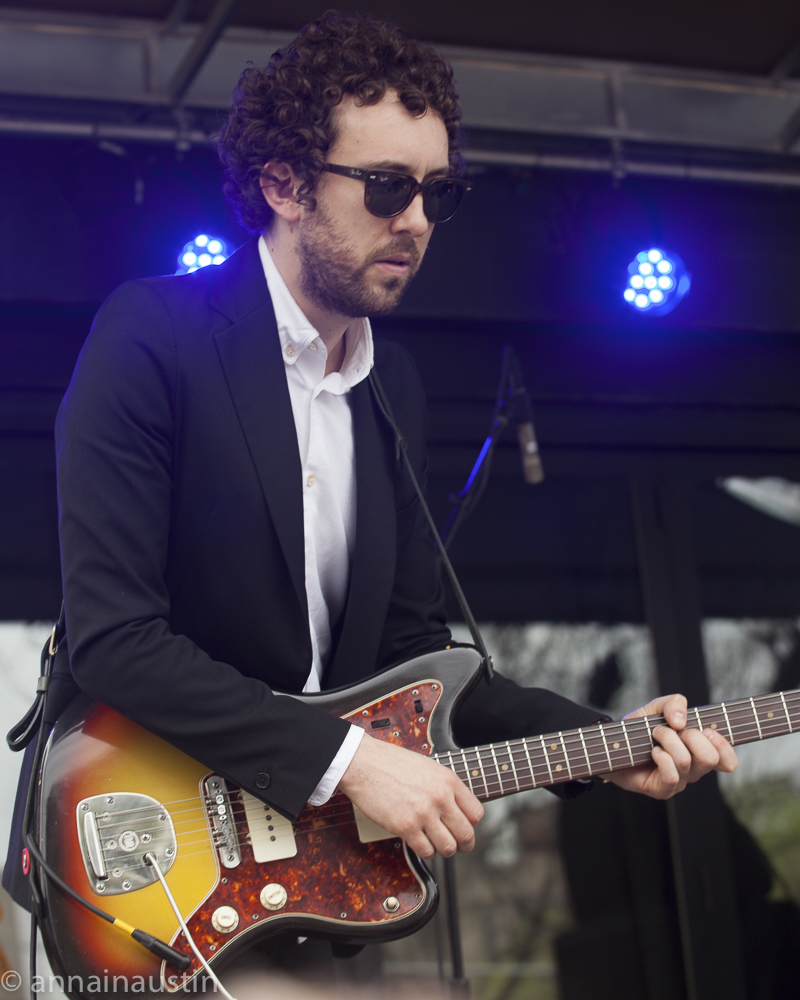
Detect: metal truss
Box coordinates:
(1, 5, 800, 187)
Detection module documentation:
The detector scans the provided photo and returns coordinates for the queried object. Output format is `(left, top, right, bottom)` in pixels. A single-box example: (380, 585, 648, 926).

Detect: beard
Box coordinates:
(297, 205, 422, 318)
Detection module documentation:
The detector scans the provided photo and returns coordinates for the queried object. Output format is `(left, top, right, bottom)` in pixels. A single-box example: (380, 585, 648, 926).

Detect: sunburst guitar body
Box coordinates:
(35, 648, 483, 993)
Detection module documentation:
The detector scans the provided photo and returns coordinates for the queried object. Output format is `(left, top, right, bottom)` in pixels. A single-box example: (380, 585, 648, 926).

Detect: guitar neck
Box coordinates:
(434, 688, 800, 802)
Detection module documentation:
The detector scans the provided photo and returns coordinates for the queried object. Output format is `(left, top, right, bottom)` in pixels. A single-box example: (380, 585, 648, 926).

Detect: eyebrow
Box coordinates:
(369, 160, 450, 179)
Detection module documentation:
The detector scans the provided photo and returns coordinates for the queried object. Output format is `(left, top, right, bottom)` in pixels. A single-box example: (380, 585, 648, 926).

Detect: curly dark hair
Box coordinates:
(217, 10, 464, 233)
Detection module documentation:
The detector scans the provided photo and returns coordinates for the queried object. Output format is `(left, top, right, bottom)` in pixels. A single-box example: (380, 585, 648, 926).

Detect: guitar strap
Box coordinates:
(368, 368, 494, 685)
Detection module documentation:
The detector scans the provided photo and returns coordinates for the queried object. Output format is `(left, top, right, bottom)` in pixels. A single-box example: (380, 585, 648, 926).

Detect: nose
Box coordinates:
(390, 191, 430, 238)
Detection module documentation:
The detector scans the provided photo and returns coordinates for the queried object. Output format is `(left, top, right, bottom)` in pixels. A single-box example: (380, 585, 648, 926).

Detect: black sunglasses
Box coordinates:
(324, 164, 472, 223)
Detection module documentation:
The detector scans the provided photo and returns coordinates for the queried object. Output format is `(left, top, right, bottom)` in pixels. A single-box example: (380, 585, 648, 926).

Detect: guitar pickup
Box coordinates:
(370, 718, 391, 729)
(241, 794, 297, 863)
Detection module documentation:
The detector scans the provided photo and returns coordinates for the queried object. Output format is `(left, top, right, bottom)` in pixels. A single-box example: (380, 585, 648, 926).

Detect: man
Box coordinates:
(6, 9, 735, 992)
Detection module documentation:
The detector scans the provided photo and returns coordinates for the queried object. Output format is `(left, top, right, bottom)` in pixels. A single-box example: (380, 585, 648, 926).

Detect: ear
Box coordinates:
(259, 161, 303, 223)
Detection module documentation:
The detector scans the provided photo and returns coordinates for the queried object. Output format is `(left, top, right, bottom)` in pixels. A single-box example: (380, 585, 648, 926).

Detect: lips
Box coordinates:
(375, 255, 412, 274)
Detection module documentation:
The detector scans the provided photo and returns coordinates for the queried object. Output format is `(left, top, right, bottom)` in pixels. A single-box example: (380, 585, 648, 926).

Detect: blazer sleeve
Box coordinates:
(57, 279, 350, 821)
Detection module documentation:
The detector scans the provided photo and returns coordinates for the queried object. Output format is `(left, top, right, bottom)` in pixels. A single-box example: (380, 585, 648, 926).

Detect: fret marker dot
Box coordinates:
(613, 742, 620, 750)
(711, 723, 717, 730)
(768, 712, 774, 719)
(550, 744, 557, 751)
(471, 770, 479, 778)
(556, 764, 562, 772)
(502, 764, 509, 771)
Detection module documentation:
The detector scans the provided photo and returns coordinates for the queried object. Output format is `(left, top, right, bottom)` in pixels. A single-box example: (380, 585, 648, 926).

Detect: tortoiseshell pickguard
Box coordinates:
(167, 681, 443, 985)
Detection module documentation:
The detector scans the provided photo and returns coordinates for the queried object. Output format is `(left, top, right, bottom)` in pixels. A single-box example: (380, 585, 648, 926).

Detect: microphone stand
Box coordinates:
(436, 346, 542, 997)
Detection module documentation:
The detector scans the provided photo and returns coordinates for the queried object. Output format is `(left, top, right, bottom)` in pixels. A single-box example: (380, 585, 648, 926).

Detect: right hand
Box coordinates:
(338, 733, 484, 859)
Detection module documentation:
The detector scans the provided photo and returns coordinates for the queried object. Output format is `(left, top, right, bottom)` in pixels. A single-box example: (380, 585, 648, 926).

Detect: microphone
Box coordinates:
(504, 347, 544, 485)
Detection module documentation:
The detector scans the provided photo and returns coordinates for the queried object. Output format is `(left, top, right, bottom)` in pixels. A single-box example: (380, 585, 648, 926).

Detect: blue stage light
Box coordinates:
(624, 248, 690, 315)
(176, 235, 228, 275)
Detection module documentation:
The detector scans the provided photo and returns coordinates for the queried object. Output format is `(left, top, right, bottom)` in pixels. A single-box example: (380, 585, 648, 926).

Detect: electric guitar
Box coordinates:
(34, 647, 800, 993)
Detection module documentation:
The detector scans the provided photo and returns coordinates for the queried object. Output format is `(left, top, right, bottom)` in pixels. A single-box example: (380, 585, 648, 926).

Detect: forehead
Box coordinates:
(329, 92, 449, 175)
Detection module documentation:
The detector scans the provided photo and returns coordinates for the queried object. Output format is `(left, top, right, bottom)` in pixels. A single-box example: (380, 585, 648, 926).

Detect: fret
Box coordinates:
(780, 692, 793, 733)
(521, 739, 537, 788)
(459, 749, 475, 793)
(750, 697, 763, 740)
(694, 707, 703, 732)
(577, 728, 592, 776)
(720, 701, 735, 744)
(558, 732, 573, 780)
(643, 715, 656, 753)
(464, 748, 486, 797)
(540, 736, 554, 784)
(506, 742, 521, 792)
(488, 744, 504, 793)
(598, 724, 613, 771)
(620, 719, 634, 766)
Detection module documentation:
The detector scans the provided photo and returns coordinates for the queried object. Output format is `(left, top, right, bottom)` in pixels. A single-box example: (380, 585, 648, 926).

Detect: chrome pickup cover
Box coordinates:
(76, 793, 177, 896)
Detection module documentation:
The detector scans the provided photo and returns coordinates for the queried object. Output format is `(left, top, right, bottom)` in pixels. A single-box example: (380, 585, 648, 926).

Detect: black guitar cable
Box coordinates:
(24, 838, 190, 971)
(11, 614, 191, 995)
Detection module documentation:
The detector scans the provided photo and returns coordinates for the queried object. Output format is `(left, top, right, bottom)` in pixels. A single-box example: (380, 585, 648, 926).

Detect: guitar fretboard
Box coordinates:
(434, 688, 800, 801)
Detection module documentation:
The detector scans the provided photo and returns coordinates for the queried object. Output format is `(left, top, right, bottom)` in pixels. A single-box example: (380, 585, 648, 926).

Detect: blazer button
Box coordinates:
(256, 772, 270, 789)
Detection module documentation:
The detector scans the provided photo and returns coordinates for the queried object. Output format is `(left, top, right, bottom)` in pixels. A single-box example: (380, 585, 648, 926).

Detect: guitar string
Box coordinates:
(95, 705, 800, 845)
(79, 690, 800, 819)
(88, 694, 800, 837)
(96, 707, 800, 867)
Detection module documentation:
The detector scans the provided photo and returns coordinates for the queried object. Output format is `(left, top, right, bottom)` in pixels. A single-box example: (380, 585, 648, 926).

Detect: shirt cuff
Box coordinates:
(306, 725, 365, 807)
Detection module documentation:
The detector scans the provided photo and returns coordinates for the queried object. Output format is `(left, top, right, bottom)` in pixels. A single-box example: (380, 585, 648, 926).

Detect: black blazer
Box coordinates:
(5, 238, 606, 910)
(52, 236, 456, 821)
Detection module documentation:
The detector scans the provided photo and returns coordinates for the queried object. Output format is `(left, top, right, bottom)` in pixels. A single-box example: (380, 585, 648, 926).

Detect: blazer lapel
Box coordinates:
(210, 240, 307, 618)
(324, 378, 397, 689)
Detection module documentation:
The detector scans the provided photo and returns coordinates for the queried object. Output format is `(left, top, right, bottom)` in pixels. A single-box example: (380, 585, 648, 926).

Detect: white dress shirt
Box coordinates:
(259, 236, 367, 805)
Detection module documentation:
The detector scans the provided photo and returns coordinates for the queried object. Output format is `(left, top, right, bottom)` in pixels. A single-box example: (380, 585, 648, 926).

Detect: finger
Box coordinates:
(679, 727, 722, 773)
(438, 804, 477, 852)
(405, 829, 437, 860)
(701, 728, 739, 772)
(453, 780, 484, 826)
(650, 745, 681, 793)
(424, 817, 460, 858)
(652, 725, 693, 775)
(660, 694, 688, 731)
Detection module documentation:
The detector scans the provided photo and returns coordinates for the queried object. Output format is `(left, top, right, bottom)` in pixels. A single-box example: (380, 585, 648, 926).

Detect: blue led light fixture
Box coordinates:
(623, 248, 691, 316)
(176, 235, 228, 274)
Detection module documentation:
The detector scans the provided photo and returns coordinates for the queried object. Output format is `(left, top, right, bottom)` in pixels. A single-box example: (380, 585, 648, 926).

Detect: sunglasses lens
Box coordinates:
(365, 174, 416, 218)
(423, 179, 468, 223)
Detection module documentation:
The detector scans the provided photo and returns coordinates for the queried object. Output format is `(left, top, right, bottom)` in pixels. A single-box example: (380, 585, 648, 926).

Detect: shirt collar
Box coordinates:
(258, 235, 373, 389)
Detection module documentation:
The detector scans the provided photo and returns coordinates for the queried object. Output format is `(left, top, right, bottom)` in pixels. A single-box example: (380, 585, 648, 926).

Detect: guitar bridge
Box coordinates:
(204, 777, 242, 869)
(76, 793, 177, 896)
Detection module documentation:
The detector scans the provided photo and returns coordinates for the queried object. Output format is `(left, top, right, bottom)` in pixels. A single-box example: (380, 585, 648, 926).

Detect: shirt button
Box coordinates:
(284, 345, 295, 358)
(256, 772, 270, 789)
(306, 474, 316, 487)
(309, 342, 318, 352)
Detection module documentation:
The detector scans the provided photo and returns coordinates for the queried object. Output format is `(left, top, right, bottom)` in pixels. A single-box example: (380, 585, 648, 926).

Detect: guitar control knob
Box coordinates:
(211, 906, 239, 933)
(260, 883, 288, 911)
(383, 896, 401, 912)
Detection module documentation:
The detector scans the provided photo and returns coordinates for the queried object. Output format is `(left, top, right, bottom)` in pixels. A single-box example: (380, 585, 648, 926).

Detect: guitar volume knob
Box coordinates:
(211, 906, 239, 933)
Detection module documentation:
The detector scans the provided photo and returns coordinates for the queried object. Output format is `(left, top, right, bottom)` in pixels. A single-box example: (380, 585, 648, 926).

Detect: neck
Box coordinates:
(433, 688, 800, 801)
(263, 227, 349, 372)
